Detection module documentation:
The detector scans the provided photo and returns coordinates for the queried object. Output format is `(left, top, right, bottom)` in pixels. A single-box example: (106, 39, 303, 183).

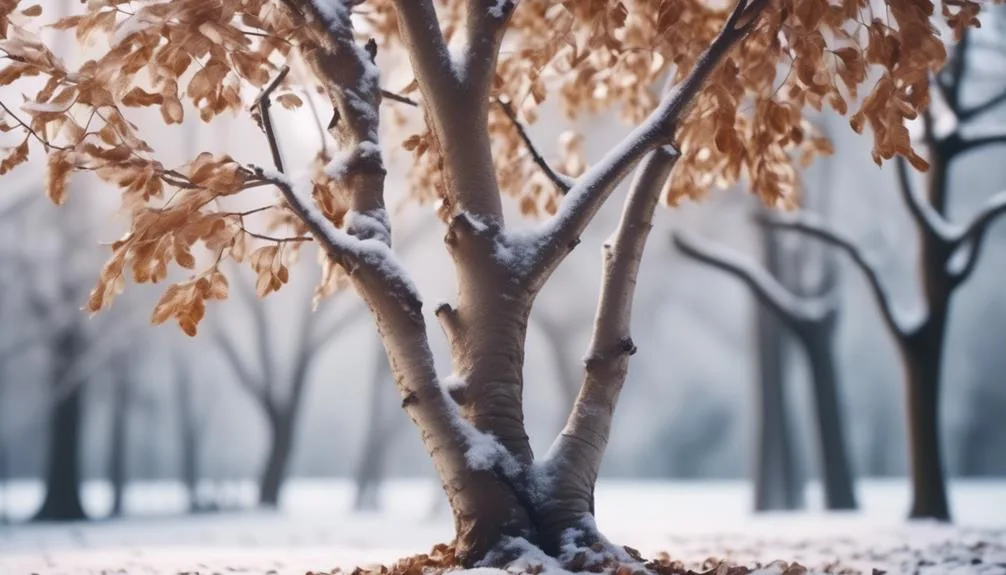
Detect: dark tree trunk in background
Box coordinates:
(108, 371, 130, 517)
(258, 415, 294, 508)
(34, 333, 87, 521)
(800, 321, 857, 509)
(754, 216, 804, 512)
(175, 363, 201, 513)
(354, 338, 396, 511)
(903, 320, 950, 520)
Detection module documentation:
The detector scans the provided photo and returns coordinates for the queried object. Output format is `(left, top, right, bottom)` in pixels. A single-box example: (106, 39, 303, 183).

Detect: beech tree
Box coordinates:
(0, 0, 993, 567)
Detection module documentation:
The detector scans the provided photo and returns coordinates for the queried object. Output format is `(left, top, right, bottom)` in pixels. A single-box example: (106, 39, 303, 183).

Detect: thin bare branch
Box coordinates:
(950, 190, 1006, 284)
(381, 89, 418, 107)
(211, 321, 269, 407)
(894, 155, 957, 243)
(254, 65, 291, 173)
(762, 211, 912, 339)
(959, 87, 1006, 122)
(495, 97, 573, 194)
(673, 231, 832, 329)
(526, 0, 769, 286)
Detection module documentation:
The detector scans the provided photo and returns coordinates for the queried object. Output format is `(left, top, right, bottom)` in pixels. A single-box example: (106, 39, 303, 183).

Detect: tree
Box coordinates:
(674, 175, 859, 511)
(0, 0, 988, 566)
(762, 28, 1006, 521)
(212, 264, 364, 507)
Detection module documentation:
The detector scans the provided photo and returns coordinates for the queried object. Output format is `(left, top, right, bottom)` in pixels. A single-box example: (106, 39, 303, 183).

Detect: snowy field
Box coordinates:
(0, 479, 1004, 574)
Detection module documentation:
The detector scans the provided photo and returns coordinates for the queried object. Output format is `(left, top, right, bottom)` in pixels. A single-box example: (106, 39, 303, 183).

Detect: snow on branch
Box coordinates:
(948, 189, 1006, 285)
(673, 231, 832, 330)
(525, 0, 769, 284)
(254, 168, 420, 302)
(762, 211, 914, 339)
(894, 156, 958, 243)
(440, 375, 521, 477)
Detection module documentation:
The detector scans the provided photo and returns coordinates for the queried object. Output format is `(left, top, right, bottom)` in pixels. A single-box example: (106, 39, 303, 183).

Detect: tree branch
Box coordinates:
(949, 189, 1006, 285)
(526, 0, 769, 286)
(464, 0, 519, 99)
(957, 130, 1006, 156)
(496, 97, 573, 194)
(672, 231, 832, 330)
(389, 0, 456, 104)
(211, 320, 270, 408)
(958, 87, 1006, 122)
(894, 155, 957, 243)
(543, 144, 679, 498)
(762, 211, 912, 339)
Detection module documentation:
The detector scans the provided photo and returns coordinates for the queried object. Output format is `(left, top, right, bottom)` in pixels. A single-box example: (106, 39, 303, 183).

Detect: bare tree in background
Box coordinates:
(353, 333, 399, 511)
(213, 264, 362, 507)
(764, 32, 1006, 520)
(107, 354, 132, 518)
(675, 175, 859, 510)
(173, 353, 214, 513)
(752, 201, 805, 511)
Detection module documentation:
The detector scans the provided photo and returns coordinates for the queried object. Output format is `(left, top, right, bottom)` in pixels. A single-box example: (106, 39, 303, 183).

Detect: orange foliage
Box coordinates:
(0, 0, 994, 334)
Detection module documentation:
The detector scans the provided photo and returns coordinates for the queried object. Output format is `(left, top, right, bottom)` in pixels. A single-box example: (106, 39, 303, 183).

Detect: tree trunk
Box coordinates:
(800, 322, 857, 510)
(354, 337, 396, 511)
(175, 365, 201, 513)
(258, 415, 295, 508)
(34, 336, 87, 521)
(903, 326, 950, 521)
(753, 217, 804, 512)
(108, 372, 130, 517)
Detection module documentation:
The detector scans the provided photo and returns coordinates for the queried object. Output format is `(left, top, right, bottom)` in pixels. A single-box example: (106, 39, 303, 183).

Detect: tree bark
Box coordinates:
(34, 334, 87, 521)
(903, 322, 950, 521)
(799, 321, 857, 510)
(753, 217, 804, 512)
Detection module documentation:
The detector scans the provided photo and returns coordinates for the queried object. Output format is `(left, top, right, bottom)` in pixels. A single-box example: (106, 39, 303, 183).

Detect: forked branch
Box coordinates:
(762, 211, 912, 339)
(949, 190, 1006, 285)
(673, 231, 832, 331)
(894, 156, 956, 243)
(527, 0, 769, 286)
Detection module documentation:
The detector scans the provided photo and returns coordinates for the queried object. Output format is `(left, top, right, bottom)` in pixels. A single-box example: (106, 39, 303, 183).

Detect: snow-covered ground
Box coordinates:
(1, 479, 1004, 574)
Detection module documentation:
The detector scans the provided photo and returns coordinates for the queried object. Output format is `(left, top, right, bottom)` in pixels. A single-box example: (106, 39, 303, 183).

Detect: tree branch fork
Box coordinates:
(242, 0, 769, 565)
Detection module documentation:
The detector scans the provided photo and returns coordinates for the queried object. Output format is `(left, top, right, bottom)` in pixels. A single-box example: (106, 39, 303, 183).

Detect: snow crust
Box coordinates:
(440, 375, 520, 476)
(260, 168, 420, 304)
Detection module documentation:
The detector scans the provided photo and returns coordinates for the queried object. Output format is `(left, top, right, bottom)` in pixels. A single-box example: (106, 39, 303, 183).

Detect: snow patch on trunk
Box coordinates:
(440, 375, 520, 476)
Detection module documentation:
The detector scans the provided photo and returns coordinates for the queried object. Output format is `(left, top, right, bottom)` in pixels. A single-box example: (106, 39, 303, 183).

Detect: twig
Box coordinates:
(495, 97, 574, 194)
(381, 89, 418, 107)
(254, 65, 291, 174)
